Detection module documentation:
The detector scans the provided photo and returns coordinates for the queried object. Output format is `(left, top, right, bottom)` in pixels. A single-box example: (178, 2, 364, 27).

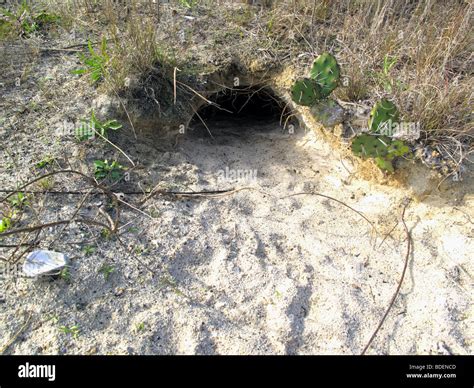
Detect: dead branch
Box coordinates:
(0, 218, 113, 239)
(0, 170, 114, 203)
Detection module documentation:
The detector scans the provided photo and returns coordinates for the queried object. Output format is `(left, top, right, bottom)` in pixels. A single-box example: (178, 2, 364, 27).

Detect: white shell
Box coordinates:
(23, 250, 68, 278)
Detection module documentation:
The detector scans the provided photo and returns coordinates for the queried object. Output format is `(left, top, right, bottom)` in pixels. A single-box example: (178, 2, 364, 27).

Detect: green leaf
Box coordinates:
(103, 120, 122, 130)
(94, 159, 124, 182)
(9, 192, 27, 208)
(87, 40, 94, 55)
(91, 69, 102, 83)
(71, 68, 87, 75)
(351, 134, 391, 158)
(0, 217, 11, 233)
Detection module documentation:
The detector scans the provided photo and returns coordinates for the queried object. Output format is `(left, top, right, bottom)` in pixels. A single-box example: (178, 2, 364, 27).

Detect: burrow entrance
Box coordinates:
(188, 85, 294, 137)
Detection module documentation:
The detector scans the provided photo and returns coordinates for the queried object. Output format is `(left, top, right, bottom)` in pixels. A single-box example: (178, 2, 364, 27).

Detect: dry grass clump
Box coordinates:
(264, 0, 473, 166)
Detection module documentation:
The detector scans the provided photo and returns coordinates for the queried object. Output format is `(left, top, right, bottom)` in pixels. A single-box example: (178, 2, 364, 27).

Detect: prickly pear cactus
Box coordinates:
(351, 134, 391, 158)
(351, 134, 411, 172)
(309, 53, 340, 98)
(291, 78, 321, 106)
(368, 99, 399, 133)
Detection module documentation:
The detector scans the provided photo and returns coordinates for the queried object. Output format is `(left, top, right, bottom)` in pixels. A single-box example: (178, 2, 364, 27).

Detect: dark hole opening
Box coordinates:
(189, 86, 290, 137)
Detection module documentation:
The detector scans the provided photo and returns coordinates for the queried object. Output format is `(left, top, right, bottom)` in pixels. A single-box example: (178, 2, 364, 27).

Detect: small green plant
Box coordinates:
(36, 155, 55, 169)
(178, 0, 198, 8)
(0, 216, 12, 233)
(0, 2, 60, 39)
(59, 268, 71, 283)
(372, 55, 406, 93)
(149, 207, 161, 219)
(100, 228, 112, 240)
(126, 226, 139, 234)
(59, 324, 80, 339)
(76, 110, 122, 141)
(39, 176, 54, 190)
(98, 264, 114, 280)
(34, 11, 61, 26)
(134, 245, 149, 255)
(94, 160, 124, 182)
(82, 245, 96, 256)
(8, 192, 28, 209)
(72, 38, 109, 84)
(135, 322, 145, 332)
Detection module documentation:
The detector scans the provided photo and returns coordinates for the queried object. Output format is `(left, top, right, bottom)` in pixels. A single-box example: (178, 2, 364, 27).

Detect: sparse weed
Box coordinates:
(76, 110, 122, 141)
(370, 55, 405, 93)
(47, 315, 59, 325)
(8, 192, 28, 209)
(72, 38, 109, 84)
(0, 216, 12, 233)
(0, 1, 60, 39)
(178, 0, 198, 9)
(82, 245, 96, 256)
(98, 264, 114, 280)
(94, 159, 124, 182)
(38, 176, 55, 190)
(36, 155, 55, 169)
(59, 324, 80, 339)
(59, 268, 71, 283)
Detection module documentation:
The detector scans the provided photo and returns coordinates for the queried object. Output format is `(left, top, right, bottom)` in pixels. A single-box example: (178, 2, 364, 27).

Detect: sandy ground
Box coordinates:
(0, 38, 472, 355)
(1, 109, 472, 355)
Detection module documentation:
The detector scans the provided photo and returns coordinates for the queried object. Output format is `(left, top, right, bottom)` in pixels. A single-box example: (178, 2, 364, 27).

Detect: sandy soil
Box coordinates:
(1, 108, 472, 354)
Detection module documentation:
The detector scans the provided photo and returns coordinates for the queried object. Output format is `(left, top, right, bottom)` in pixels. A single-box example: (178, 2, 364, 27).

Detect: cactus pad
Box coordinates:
(291, 78, 321, 106)
(351, 134, 410, 172)
(351, 134, 391, 158)
(368, 99, 399, 133)
(309, 53, 340, 98)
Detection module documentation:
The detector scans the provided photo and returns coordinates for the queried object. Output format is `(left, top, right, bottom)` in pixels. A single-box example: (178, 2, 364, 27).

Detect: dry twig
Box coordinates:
(361, 199, 412, 355)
